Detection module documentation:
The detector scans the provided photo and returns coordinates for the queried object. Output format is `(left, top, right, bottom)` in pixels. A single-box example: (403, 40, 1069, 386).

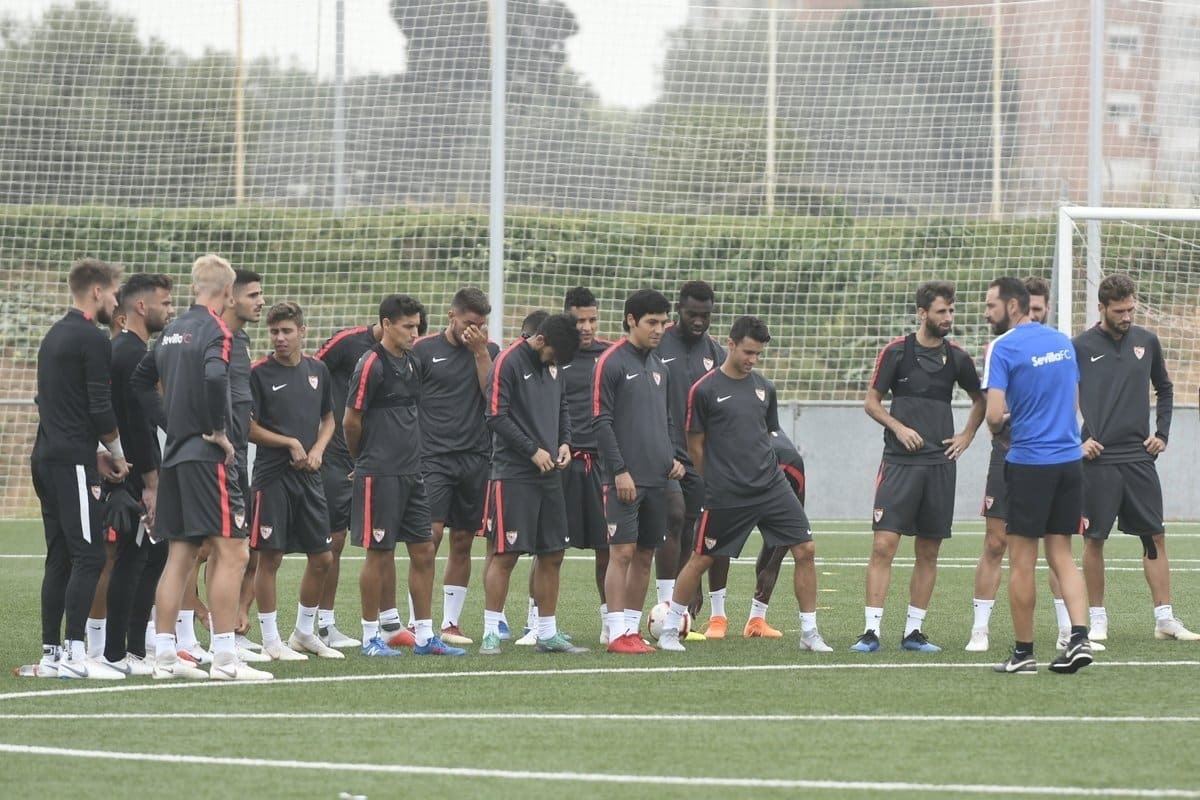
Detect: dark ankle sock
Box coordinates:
(1014, 641, 1033, 657)
(1070, 625, 1088, 645)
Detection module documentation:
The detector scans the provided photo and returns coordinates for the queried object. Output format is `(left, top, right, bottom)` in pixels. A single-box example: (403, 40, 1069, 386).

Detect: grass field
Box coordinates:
(1, 518, 1198, 799)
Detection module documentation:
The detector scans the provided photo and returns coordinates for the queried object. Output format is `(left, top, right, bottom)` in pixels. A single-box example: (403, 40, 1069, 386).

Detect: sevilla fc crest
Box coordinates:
(549, 365, 558, 380)
(873, 508, 884, 523)
(505, 530, 519, 545)
(652, 371, 662, 385)
(372, 527, 385, 542)
(309, 375, 319, 389)
(1082, 517, 1090, 531)
(607, 523, 617, 540)
(703, 358, 714, 371)
(260, 525, 273, 540)
(704, 536, 717, 551)
(984, 496, 994, 510)
(234, 513, 246, 530)
(486, 517, 494, 532)
(1133, 347, 1145, 360)
(90, 485, 101, 500)
(755, 388, 766, 402)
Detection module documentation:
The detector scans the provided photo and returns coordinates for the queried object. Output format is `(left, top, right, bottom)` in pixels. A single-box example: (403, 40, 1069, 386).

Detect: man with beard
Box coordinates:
(853, 281, 984, 654)
(982, 277, 1092, 674)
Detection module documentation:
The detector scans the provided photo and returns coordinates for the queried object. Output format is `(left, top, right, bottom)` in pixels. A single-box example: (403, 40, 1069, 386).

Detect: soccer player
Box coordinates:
(345, 294, 464, 657)
(248, 301, 344, 661)
(983, 276, 1093, 674)
(855, 280, 984, 654)
(659, 317, 830, 653)
(28, 258, 129, 679)
(412, 287, 499, 645)
(595, 289, 685, 653)
(656, 280, 727, 638)
(1073, 274, 1197, 642)
(132, 254, 270, 681)
(966, 277, 1073, 652)
(99, 273, 175, 675)
(478, 311, 585, 655)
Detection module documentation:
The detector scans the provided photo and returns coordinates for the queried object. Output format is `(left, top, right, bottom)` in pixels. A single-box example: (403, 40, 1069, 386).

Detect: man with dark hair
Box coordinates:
(656, 280, 726, 640)
(249, 302, 343, 661)
(478, 312, 585, 655)
(594, 288, 685, 653)
(983, 276, 1093, 674)
(132, 254, 270, 680)
(660, 316, 829, 653)
(412, 287, 499, 646)
(345, 294, 464, 657)
(93, 273, 174, 675)
(1073, 274, 1196, 642)
(25, 258, 128, 679)
(855, 280, 984, 654)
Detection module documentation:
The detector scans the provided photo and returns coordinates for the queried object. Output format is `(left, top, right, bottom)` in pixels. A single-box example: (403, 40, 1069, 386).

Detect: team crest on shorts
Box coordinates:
(984, 496, 994, 510)
(233, 513, 245, 530)
(1082, 517, 1090, 531)
(372, 528, 385, 542)
(260, 525, 273, 540)
(1133, 347, 1145, 360)
(703, 358, 714, 371)
(549, 365, 558, 379)
(704, 536, 717, 550)
(607, 523, 617, 540)
(755, 388, 766, 402)
(486, 517, 494, 532)
(873, 507, 884, 522)
(90, 485, 101, 500)
(652, 371, 661, 385)
(309, 375, 319, 389)
(505, 530, 519, 545)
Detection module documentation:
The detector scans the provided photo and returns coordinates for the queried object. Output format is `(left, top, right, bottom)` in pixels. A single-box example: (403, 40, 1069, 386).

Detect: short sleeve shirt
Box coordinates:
(249, 355, 334, 487)
(347, 344, 422, 477)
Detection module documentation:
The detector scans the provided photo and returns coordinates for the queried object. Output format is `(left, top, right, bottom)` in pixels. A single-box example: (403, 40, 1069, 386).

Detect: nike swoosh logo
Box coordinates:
(431, 357, 449, 363)
(661, 357, 677, 363)
(716, 395, 732, 403)
(271, 384, 287, 391)
(898, 378, 909, 383)
(1090, 355, 1105, 362)
(325, 537, 333, 544)
(523, 372, 533, 380)
(625, 373, 640, 381)
(561, 364, 573, 369)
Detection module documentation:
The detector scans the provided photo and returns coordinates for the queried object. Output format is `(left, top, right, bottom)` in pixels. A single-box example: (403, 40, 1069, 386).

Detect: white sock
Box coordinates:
(379, 607, 401, 630)
(665, 600, 687, 633)
(600, 603, 608, 627)
(64, 639, 86, 663)
(211, 631, 235, 656)
(749, 599, 768, 621)
(296, 604, 317, 636)
(318, 608, 336, 628)
(258, 611, 280, 646)
(413, 619, 434, 647)
(624, 609, 642, 637)
(865, 606, 883, 636)
(709, 588, 727, 618)
(406, 593, 416, 628)
(537, 615, 557, 640)
(904, 605, 927, 637)
(656, 579, 675, 605)
(145, 617, 156, 652)
(972, 599, 995, 630)
(86, 618, 106, 658)
(1089, 606, 1107, 625)
(799, 611, 817, 634)
(442, 585, 467, 629)
(155, 633, 176, 661)
(526, 597, 538, 631)
(484, 610, 504, 636)
(361, 619, 379, 643)
(606, 611, 627, 640)
(176, 610, 197, 650)
(1154, 604, 1174, 623)
(1053, 598, 1071, 630)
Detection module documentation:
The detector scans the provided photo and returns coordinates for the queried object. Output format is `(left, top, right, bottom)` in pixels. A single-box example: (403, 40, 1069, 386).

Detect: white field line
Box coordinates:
(0, 743, 1197, 797)
(1, 661, 1197, 702)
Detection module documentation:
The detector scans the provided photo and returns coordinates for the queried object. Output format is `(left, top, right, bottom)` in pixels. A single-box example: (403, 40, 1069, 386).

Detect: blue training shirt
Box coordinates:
(981, 322, 1081, 465)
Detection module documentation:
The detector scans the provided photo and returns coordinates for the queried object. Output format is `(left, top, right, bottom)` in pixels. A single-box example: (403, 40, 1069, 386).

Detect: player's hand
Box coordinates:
(894, 425, 924, 452)
(668, 459, 686, 480)
(555, 444, 571, 470)
(942, 432, 973, 461)
(531, 448, 555, 473)
(1081, 437, 1104, 460)
(1144, 435, 1166, 456)
(287, 438, 308, 469)
(203, 431, 236, 466)
(141, 486, 157, 529)
(614, 471, 636, 504)
(463, 322, 490, 355)
(306, 449, 325, 472)
(96, 450, 118, 481)
(109, 455, 131, 482)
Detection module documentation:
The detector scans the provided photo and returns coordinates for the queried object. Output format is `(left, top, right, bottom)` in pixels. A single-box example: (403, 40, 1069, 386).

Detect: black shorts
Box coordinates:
(320, 456, 354, 534)
(981, 447, 1008, 520)
(1082, 460, 1164, 539)
(156, 461, 248, 541)
(562, 452, 607, 550)
(484, 476, 568, 555)
(423, 452, 489, 532)
(606, 485, 668, 549)
(695, 478, 812, 558)
(1005, 460, 1083, 538)
(666, 466, 706, 518)
(872, 461, 955, 539)
(351, 473, 432, 551)
(250, 470, 331, 554)
(32, 460, 107, 550)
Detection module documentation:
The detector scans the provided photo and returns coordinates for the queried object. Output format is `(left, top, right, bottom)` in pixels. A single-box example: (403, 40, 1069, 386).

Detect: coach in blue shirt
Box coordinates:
(981, 277, 1094, 675)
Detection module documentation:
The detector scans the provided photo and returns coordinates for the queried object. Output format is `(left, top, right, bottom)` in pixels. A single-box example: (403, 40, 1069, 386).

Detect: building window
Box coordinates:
(1106, 92, 1141, 122)
(1106, 24, 1142, 54)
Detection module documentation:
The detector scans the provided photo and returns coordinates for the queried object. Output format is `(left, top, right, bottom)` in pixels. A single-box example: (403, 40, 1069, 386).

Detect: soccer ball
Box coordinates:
(647, 601, 690, 640)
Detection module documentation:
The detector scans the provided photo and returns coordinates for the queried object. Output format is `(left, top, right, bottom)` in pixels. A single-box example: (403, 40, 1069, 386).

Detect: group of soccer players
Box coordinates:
(25, 254, 1197, 680)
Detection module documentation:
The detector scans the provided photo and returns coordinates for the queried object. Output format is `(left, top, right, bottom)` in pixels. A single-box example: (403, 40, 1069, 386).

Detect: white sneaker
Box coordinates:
(237, 645, 272, 663)
(289, 631, 345, 659)
(179, 643, 212, 665)
(599, 625, 610, 646)
(965, 628, 990, 653)
(1089, 619, 1108, 641)
(1155, 617, 1200, 641)
(235, 633, 263, 652)
(263, 640, 308, 661)
(209, 654, 273, 681)
(1057, 628, 1104, 650)
(124, 653, 156, 675)
(800, 629, 834, 653)
(658, 629, 686, 652)
(58, 658, 126, 680)
(515, 630, 538, 646)
(103, 655, 154, 677)
(319, 625, 361, 649)
(152, 653, 209, 680)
